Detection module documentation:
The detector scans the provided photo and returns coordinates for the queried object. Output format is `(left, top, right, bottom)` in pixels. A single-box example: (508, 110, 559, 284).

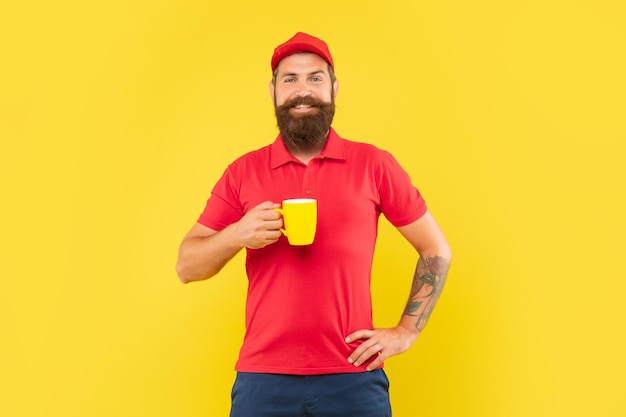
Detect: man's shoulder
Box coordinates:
(229, 143, 273, 166)
(341, 137, 382, 151)
(339, 136, 394, 161)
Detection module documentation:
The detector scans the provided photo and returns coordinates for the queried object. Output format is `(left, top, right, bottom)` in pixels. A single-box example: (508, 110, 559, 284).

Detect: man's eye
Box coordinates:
(284, 78, 296, 83)
(311, 77, 322, 82)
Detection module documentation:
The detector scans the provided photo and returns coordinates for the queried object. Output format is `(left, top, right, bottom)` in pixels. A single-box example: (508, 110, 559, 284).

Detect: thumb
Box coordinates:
(255, 200, 280, 210)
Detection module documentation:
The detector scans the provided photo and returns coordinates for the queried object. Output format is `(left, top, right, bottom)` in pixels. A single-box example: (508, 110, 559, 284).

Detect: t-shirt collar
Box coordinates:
(270, 127, 346, 169)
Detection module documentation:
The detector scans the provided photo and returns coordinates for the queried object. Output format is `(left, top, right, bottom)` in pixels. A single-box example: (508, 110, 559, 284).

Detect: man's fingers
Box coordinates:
(348, 340, 381, 366)
(261, 219, 282, 230)
(345, 329, 374, 343)
(346, 329, 380, 367)
(255, 202, 282, 221)
(238, 202, 284, 249)
(254, 200, 280, 210)
(244, 201, 281, 224)
(365, 354, 385, 371)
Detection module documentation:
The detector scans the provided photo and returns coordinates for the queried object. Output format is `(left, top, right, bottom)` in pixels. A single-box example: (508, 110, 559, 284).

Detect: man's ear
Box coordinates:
(269, 81, 275, 103)
(333, 80, 339, 99)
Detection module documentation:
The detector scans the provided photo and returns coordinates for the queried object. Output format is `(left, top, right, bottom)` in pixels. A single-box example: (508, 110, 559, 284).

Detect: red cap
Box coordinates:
(271, 32, 334, 72)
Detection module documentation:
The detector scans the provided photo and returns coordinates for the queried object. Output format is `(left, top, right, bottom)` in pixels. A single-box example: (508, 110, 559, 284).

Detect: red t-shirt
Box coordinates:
(198, 128, 427, 375)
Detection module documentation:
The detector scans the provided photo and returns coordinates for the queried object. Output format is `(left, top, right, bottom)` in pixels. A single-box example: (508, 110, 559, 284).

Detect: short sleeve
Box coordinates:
(377, 151, 427, 227)
(197, 167, 244, 230)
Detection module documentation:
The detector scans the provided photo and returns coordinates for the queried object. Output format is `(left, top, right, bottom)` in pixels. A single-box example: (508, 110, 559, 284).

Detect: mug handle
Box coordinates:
(274, 207, 287, 236)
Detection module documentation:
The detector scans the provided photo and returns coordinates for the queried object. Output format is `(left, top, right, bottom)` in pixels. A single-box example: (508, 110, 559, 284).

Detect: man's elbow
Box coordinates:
(423, 241, 452, 264)
(175, 262, 212, 284)
(422, 236, 452, 258)
(175, 262, 193, 284)
(441, 241, 452, 260)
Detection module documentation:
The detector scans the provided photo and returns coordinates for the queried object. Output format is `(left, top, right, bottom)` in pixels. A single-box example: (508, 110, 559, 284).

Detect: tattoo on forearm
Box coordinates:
(404, 255, 449, 331)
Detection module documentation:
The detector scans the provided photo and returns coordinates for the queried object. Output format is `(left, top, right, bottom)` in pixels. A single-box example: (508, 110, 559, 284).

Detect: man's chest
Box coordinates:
(238, 160, 381, 224)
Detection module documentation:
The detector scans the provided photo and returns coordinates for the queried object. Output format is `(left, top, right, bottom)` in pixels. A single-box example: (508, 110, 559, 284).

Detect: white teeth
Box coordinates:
(295, 105, 311, 108)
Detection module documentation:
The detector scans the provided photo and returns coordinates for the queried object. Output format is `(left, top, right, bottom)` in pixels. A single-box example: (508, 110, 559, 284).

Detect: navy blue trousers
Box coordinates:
(229, 370, 392, 417)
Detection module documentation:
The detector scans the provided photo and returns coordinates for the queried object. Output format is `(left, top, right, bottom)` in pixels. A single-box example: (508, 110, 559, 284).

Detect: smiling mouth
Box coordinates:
(290, 104, 317, 114)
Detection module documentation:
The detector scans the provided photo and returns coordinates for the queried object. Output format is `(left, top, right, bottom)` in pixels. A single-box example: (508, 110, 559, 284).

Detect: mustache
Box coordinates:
(277, 95, 330, 110)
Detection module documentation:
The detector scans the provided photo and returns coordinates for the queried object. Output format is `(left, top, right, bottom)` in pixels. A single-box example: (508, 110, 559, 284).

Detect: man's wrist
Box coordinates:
(397, 321, 421, 343)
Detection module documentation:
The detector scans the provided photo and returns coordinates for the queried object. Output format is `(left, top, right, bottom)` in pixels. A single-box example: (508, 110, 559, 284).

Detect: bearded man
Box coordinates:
(176, 32, 452, 417)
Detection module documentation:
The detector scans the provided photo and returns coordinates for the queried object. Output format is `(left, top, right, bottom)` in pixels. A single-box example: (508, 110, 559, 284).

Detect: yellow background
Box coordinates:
(2, 0, 625, 416)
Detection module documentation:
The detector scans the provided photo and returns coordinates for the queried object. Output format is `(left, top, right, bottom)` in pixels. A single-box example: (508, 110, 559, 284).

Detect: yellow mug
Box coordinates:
(275, 198, 317, 246)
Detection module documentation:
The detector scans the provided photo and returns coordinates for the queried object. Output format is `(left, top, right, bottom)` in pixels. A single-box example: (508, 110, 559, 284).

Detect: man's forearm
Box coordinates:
(345, 252, 451, 370)
(401, 254, 450, 332)
(176, 225, 244, 283)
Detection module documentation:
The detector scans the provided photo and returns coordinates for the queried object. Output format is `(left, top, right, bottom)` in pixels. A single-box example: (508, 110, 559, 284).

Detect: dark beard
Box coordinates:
(275, 95, 335, 153)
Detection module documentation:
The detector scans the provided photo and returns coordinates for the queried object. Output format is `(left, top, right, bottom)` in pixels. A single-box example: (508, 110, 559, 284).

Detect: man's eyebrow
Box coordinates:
(280, 70, 326, 78)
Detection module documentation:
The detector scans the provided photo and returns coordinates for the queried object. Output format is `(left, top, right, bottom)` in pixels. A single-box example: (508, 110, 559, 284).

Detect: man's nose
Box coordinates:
(295, 83, 311, 97)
